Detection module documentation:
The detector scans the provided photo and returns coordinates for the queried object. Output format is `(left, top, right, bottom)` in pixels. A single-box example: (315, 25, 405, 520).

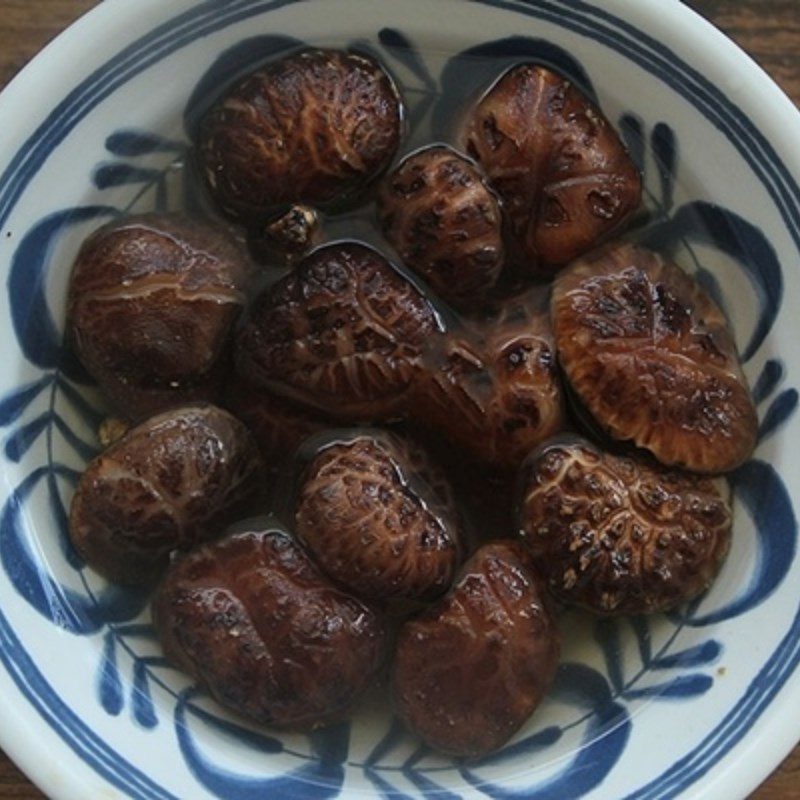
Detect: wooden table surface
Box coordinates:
(0, 0, 798, 797)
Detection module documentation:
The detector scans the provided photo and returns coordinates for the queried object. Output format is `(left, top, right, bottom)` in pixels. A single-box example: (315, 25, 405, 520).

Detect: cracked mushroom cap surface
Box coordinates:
(517, 436, 733, 615)
(235, 242, 440, 420)
(377, 145, 505, 309)
(552, 243, 758, 473)
(69, 404, 264, 585)
(462, 64, 641, 274)
(294, 431, 462, 601)
(197, 48, 403, 222)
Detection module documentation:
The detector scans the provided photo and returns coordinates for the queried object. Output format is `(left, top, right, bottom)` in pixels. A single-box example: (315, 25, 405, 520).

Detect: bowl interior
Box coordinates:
(1, 1, 799, 798)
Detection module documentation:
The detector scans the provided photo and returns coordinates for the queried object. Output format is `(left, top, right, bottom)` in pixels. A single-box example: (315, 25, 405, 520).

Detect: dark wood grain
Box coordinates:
(0, 1, 798, 798)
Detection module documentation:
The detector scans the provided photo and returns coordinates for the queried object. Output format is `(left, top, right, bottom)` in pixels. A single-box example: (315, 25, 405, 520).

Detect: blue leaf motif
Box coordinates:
(651, 640, 722, 670)
(4, 413, 51, 462)
(434, 36, 597, 139)
(0, 467, 99, 634)
(461, 664, 630, 799)
(680, 459, 797, 626)
(0, 466, 148, 632)
(650, 122, 677, 212)
(176, 689, 344, 799)
(183, 35, 303, 141)
(93, 164, 163, 189)
(46, 470, 84, 570)
(53, 413, 99, 461)
(378, 28, 436, 88)
(98, 630, 123, 716)
(758, 389, 799, 442)
(469, 725, 562, 768)
(132, 658, 158, 729)
(56, 376, 105, 428)
(404, 769, 461, 800)
(752, 359, 784, 405)
(364, 717, 408, 767)
(9, 206, 118, 376)
(594, 617, 624, 692)
(0, 375, 53, 427)
(629, 616, 652, 667)
(619, 114, 645, 173)
(623, 673, 713, 701)
(363, 768, 414, 800)
(105, 130, 185, 156)
(640, 201, 782, 362)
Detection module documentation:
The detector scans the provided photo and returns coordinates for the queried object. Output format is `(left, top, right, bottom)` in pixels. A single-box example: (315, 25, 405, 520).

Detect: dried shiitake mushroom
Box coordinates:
(377, 145, 504, 309)
(413, 288, 565, 470)
(517, 436, 733, 614)
(552, 243, 758, 473)
(68, 214, 252, 420)
(393, 541, 560, 759)
(294, 431, 462, 601)
(153, 528, 387, 729)
(235, 242, 440, 419)
(463, 64, 641, 274)
(197, 48, 403, 222)
(69, 404, 263, 585)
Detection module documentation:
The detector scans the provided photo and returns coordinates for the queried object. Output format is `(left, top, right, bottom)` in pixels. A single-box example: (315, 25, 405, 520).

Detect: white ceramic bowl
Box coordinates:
(1, 1, 799, 798)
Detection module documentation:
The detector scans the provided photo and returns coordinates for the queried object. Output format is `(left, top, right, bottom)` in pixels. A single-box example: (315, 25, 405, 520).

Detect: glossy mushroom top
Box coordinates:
(153, 528, 387, 729)
(552, 243, 758, 473)
(294, 431, 462, 601)
(393, 540, 560, 759)
(377, 145, 505, 309)
(197, 48, 403, 222)
(68, 213, 252, 419)
(463, 64, 641, 274)
(69, 404, 264, 585)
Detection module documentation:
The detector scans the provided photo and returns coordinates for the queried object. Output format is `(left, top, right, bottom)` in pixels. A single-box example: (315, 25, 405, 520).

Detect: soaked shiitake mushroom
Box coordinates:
(69, 404, 263, 585)
(552, 243, 758, 473)
(413, 288, 565, 470)
(197, 48, 403, 222)
(463, 64, 641, 274)
(68, 214, 252, 420)
(294, 431, 462, 601)
(224, 375, 329, 467)
(393, 541, 560, 759)
(235, 242, 440, 419)
(377, 145, 504, 309)
(517, 436, 733, 614)
(153, 528, 387, 729)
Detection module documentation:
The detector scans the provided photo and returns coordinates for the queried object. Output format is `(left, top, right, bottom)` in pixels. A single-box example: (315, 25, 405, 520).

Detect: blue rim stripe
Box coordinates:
(0, 612, 175, 800)
(0, 0, 798, 798)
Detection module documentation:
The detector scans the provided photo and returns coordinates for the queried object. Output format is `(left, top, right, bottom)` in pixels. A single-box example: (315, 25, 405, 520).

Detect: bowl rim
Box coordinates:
(0, 1, 799, 799)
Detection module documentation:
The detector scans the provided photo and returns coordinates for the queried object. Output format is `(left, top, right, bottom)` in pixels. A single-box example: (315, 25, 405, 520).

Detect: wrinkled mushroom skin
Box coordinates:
(197, 49, 403, 222)
(377, 146, 505, 309)
(295, 432, 462, 601)
(153, 529, 387, 729)
(224, 376, 330, 466)
(517, 436, 733, 614)
(393, 541, 560, 759)
(552, 244, 758, 473)
(235, 242, 440, 419)
(463, 65, 641, 274)
(68, 214, 251, 420)
(413, 290, 565, 470)
(69, 405, 264, 585)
